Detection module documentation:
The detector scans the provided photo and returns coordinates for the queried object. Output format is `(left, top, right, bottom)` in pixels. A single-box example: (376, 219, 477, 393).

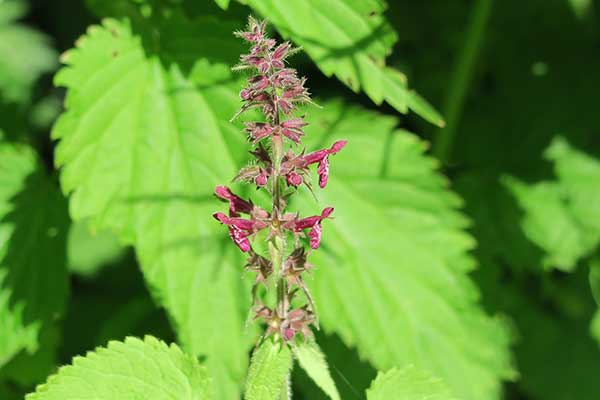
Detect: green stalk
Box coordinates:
(433, 0, 493, 163)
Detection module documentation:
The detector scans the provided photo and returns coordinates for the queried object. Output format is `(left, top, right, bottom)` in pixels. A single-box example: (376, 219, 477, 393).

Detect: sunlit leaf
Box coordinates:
(296, 99, 515, 400)
(26, 336, 212, 400)
(245, 339, 292, 400)
(366, 366, 458, 400)
(52, 17, 249, 398)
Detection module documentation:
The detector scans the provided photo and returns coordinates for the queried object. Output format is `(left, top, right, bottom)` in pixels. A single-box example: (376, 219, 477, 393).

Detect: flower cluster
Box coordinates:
(213, 17, 346, 344)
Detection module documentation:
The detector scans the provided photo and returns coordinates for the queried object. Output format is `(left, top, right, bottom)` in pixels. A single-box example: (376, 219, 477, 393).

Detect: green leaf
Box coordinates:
(296, 99, 514, 400)
(245, 340, 292, 400)
(215, 0, 231, 10)
(26, 336, 212, 400)
(244, 0, 444, 126)
(503, 137, 600, 271)
(366, 366, 458, 400)
(545, 137, 600, 237)
(293, 341, 340, 400)
(67, 218, 126, 277)
(0, 143, 69, 368)
(52, 17, 250, 398)
(0, 0, 57, 104)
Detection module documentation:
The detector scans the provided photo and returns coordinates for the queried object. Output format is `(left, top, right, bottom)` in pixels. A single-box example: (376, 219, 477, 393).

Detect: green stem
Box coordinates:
(432, 0, 493, 163)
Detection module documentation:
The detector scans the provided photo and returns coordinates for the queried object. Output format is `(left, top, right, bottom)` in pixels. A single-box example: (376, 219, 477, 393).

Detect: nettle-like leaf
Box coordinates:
(26, 336, 212, 400)
(296, 99, 515, 400)
(293, 341, 340, 400)
(243, 0, 444, 127)
(366, 366, 458, 400)
(0, 0, 57, 104)
(52, 17, 250, 399)
(245, 340, 292, 400)
(504, 137, 600, 271)
(0, 143, 68, 368)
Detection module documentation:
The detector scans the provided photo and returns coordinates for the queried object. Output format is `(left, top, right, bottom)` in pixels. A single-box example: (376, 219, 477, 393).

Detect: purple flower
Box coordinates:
(244, 122, 275, 142)
(215, 185, 253, 216)
(302, 140, 347, 188)
(212, 211, 269, 252)
(282, 207, 334, 249)
(286, 171, 303, 187)
(280, 140, 346, 189)
(280, 117, 306, 143)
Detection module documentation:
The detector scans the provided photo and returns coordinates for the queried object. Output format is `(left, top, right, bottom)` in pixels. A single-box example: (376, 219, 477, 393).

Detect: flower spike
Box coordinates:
(213, 17, 346, 346)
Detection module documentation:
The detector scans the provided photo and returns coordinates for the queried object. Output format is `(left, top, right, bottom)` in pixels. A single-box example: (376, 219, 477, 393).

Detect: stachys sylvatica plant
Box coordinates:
(213, 17, 346, 346)
(212, 17, 347, 398)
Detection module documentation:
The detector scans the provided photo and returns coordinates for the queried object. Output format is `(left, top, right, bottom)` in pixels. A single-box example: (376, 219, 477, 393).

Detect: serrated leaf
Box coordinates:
(244, 0, 444, 126)
(52, 17, 250, 398)
(293, 341, 340, 400)
(296, 99, 514, 400)
(26, 336, 212, 400)
(245, 340, 292, 400)
(0, 143, 69, 368)
(366, 366, 458, 400)
(504, 137, 600, 271)
(0, 0, 57, 104)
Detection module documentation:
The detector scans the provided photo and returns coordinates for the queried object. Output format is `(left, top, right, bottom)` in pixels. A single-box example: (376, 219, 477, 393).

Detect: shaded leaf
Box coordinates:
(0, 143, 68, 369)
(504, 137, 600, 271)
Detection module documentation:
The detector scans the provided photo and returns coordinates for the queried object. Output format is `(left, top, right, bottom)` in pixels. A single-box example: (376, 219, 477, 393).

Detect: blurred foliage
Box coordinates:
(0, 0, 599, 399)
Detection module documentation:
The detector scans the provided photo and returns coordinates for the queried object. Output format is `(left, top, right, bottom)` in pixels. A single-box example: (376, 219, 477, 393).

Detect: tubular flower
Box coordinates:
(213, 17, 346, 345)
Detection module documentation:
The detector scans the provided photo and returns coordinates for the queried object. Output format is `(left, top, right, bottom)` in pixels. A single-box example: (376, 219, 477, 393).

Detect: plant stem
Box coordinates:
(432, 0, 493, 164)
(270, 95, 288, 322)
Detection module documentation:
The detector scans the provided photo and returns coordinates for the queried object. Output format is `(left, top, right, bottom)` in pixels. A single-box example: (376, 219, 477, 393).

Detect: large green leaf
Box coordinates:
(244, 0, 444, 126)
(0, 0, 57, 104)
(52, 17, 250, 398)
(26, 336, 212, 400)
(366, 366, 458, 400)
(297, 99, 515, 400)
(0, 143, 68, 368)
